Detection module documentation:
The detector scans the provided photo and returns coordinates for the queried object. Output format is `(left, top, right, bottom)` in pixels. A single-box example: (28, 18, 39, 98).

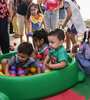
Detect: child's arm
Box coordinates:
(28, 19, 32, 32)
(1, 59, 10, 76)
(42, 54, 50, 70)
(62, 7, 72, 28)
(43, 16, 47, 31)
(46, 60, 66, 69)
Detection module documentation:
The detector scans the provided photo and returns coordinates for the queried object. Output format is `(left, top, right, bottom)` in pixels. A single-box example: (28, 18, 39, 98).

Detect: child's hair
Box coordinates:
(33, 28, 49, 44)
(17, 42, 33, 56)
(27, 3, 40, 20)
(81, 30, 90, 44)
(48, 28, 65, 41)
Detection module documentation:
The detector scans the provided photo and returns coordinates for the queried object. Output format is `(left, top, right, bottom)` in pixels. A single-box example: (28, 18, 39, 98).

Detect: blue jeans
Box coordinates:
(44, 10, 59, 32)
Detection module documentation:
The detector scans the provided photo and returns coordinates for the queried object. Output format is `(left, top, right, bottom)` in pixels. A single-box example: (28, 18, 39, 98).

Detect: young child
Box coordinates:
(72, 30, 90, 75)
(42, 28, 69, 72)
(27, 3, 47, 34)
(32, 29, 50, 64)
(62, 0, 86, 53)
(1, 42, 40, 76)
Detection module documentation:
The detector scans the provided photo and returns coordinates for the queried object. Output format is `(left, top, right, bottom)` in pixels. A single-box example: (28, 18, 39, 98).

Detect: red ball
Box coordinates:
(9, 73, 17, 77)
(37, 54, 43, 59)
(27, 73, 32, 75)
(19, 74, 25, 76)
(33, 72, 37, 75)
(17, 67, 23, 71)
(13, 42, 16, 46)
(49, 7, 53, 11)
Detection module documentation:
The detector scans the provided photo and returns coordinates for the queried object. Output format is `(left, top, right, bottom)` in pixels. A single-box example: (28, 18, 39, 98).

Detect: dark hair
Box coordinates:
(17, 42, 33, 56)
(48, 28, 65, 41)
(27, 3, 40, 20)
(32, 28, 49, 44)
(81, 30, 90, 44)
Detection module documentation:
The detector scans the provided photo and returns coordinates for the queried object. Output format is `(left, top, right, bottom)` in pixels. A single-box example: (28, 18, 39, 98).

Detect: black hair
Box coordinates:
(27, 3, 40, 20)
(17, 42, 33, 56)
(81, 30, 90, 44)
(48, 28, 65, 41)
(33, 28, 49, 44)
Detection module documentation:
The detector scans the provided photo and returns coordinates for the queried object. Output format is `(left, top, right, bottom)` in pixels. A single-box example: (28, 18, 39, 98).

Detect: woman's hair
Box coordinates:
(27, 3, 40, 20)
(48, 28, 65, 41)
(33, 29, 49, 44)
(81, 30, 90, 44)
(17, 42, 33, 56)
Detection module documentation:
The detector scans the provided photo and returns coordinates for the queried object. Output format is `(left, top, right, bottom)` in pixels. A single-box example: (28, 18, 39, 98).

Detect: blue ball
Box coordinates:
(28, 32, 32, 36)
(42, 5, 47, 9)
(10, 70, 16, 74)
(11, 66, 16, 70)
(39, 63, 43, 68)
(18, 70, 25, 76)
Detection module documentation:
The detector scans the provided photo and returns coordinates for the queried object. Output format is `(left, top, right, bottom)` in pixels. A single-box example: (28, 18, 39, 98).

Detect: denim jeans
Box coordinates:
(44, 10, 59, 32)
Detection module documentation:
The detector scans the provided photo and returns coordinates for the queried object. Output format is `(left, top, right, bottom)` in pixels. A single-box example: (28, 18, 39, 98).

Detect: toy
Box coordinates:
(19, 74, 25, 76)
(13, 42, 16, 46)
(10, 70, 16, 74)
(42, 5, 47, 9)
(22, 39, 25, 42)
(0, 72, 4, 76)
(0, 52, 85, 100)
(49, 7, 53, 11)
(11, 66, 16, 70)
(18, 69, 25, 76)
(37, 54, 43, 60)
(17, 67, 23, 71)
(30, 67, 36, 73)
(27, 73, 32, 75)
(39, 63, 43, 68)
(9, 73, 16, 77)
(28, 32, 33, 36)
(0, 64, 2, 71)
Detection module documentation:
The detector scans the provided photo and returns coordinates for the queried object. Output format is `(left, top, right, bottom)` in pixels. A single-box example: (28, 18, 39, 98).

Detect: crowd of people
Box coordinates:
(0, 0, 90, 75)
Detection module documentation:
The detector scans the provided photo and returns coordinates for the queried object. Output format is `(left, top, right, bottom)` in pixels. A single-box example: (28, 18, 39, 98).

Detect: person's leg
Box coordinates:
(66, 31, 71, 52)
(51, 10, 59, 31)
(17, 13, 24, 42)
(44, 10, 51, 32)
(24, 16, 29, 42)
(0, 17, 10, 54)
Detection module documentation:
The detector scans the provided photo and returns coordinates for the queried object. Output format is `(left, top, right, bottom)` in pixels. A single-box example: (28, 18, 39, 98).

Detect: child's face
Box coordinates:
(18, 52, 30, 63)
(30, 6, 38, 16)
(48, 35, 63, 50)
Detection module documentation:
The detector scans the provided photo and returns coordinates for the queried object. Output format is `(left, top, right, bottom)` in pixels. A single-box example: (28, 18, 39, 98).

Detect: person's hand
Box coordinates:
(62, 24, 66, 29)
(5, 72, 10, 76)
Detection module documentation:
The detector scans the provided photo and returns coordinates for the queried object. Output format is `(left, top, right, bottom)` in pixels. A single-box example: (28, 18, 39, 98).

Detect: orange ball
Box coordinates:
(37, 54, 43, 59)
(49, 7, 53, 11)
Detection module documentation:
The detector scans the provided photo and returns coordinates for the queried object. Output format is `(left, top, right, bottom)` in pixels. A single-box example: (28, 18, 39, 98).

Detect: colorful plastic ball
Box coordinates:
(28, 32, 33, 36)
(10, 70, 16, 74)
(39, 63, 43, 68)
(13, 42, 16, 46)
(37, 54, 43, 59)
(19, 74, 25, 76)
(64, 39, 66, 42)
(9, 73, 16, 77)
(27, 73, 32, 76)
(49, 7, 53, 11)
(26, 28, 28, 34)
(11, 66, 16, 70)
(44, 69, 51, 73)
(22, 39, 25, 42)
(0, 72, 4, 76)
(0, 64, 2, 71)
(79, 40, 81, 43)
(30, 67, 36, 73)
(33, 72, 37, 75)
(18, 69, 25, 76)
(17, 67, 23, 71)
(42, 5, 47, 9)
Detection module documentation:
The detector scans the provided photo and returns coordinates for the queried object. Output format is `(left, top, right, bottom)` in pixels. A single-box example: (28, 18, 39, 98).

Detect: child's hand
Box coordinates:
(5, 72, 10, 76)
(46, 63, 52, 69)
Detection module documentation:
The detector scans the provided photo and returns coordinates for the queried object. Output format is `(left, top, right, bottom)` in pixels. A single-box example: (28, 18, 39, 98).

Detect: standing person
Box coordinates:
(42, 0, 63, 32)
(27, 3, 47, 46)
(0, 0, 10, 54)
(42, 28, 69, 72)
(16, 0, 32, 42)
(62, 0, 86, 53)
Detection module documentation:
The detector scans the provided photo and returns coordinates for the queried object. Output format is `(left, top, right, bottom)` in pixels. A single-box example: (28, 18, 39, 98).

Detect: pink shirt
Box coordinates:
(46, 0, 59, 11)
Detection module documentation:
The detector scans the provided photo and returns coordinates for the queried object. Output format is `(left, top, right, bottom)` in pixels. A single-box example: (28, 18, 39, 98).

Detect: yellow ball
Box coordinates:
(30, 67, 36, 73)
(0, 64, 2, 71)
(0, 72, 4, 76)
(44, 69, 51, 73)
(22, 39, 25, 42)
